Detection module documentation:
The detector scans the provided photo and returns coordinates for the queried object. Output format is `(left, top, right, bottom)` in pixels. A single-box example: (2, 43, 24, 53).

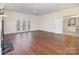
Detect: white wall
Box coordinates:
(39, 7, 79, 34)
(4, 10, 40, 34)
(40, 15, 63, 33)
(4, 7, 79, 35)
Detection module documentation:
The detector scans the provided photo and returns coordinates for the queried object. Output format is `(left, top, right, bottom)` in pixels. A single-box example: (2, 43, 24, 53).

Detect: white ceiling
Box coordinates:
(4, 3, 79, 15)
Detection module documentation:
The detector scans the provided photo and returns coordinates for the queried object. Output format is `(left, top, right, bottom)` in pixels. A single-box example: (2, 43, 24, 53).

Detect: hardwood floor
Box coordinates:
(4, 30, 79, 55)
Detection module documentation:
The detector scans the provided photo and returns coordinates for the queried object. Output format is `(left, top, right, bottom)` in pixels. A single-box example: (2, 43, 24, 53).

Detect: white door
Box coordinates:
(17, 20, 31, 32)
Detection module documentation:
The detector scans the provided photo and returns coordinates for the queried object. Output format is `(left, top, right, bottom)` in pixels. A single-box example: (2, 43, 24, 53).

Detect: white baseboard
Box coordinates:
(40, 29, 63, 34)
(4, 30, 79, 37)
(63, 33, 79, 37)
(40, 30, 79, 37)
(4, 30, 39, 35)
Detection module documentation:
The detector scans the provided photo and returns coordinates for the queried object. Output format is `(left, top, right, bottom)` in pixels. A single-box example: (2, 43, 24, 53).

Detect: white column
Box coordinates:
(0, 3, 4, 55)
(0, 16, 2, 55)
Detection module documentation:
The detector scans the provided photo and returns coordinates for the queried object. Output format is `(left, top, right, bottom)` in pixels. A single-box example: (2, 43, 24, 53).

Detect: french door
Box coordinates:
(17, 20, 31, 32)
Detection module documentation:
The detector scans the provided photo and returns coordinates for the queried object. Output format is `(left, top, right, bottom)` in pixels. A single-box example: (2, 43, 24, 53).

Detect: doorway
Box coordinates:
(63, 15, 79, 36)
